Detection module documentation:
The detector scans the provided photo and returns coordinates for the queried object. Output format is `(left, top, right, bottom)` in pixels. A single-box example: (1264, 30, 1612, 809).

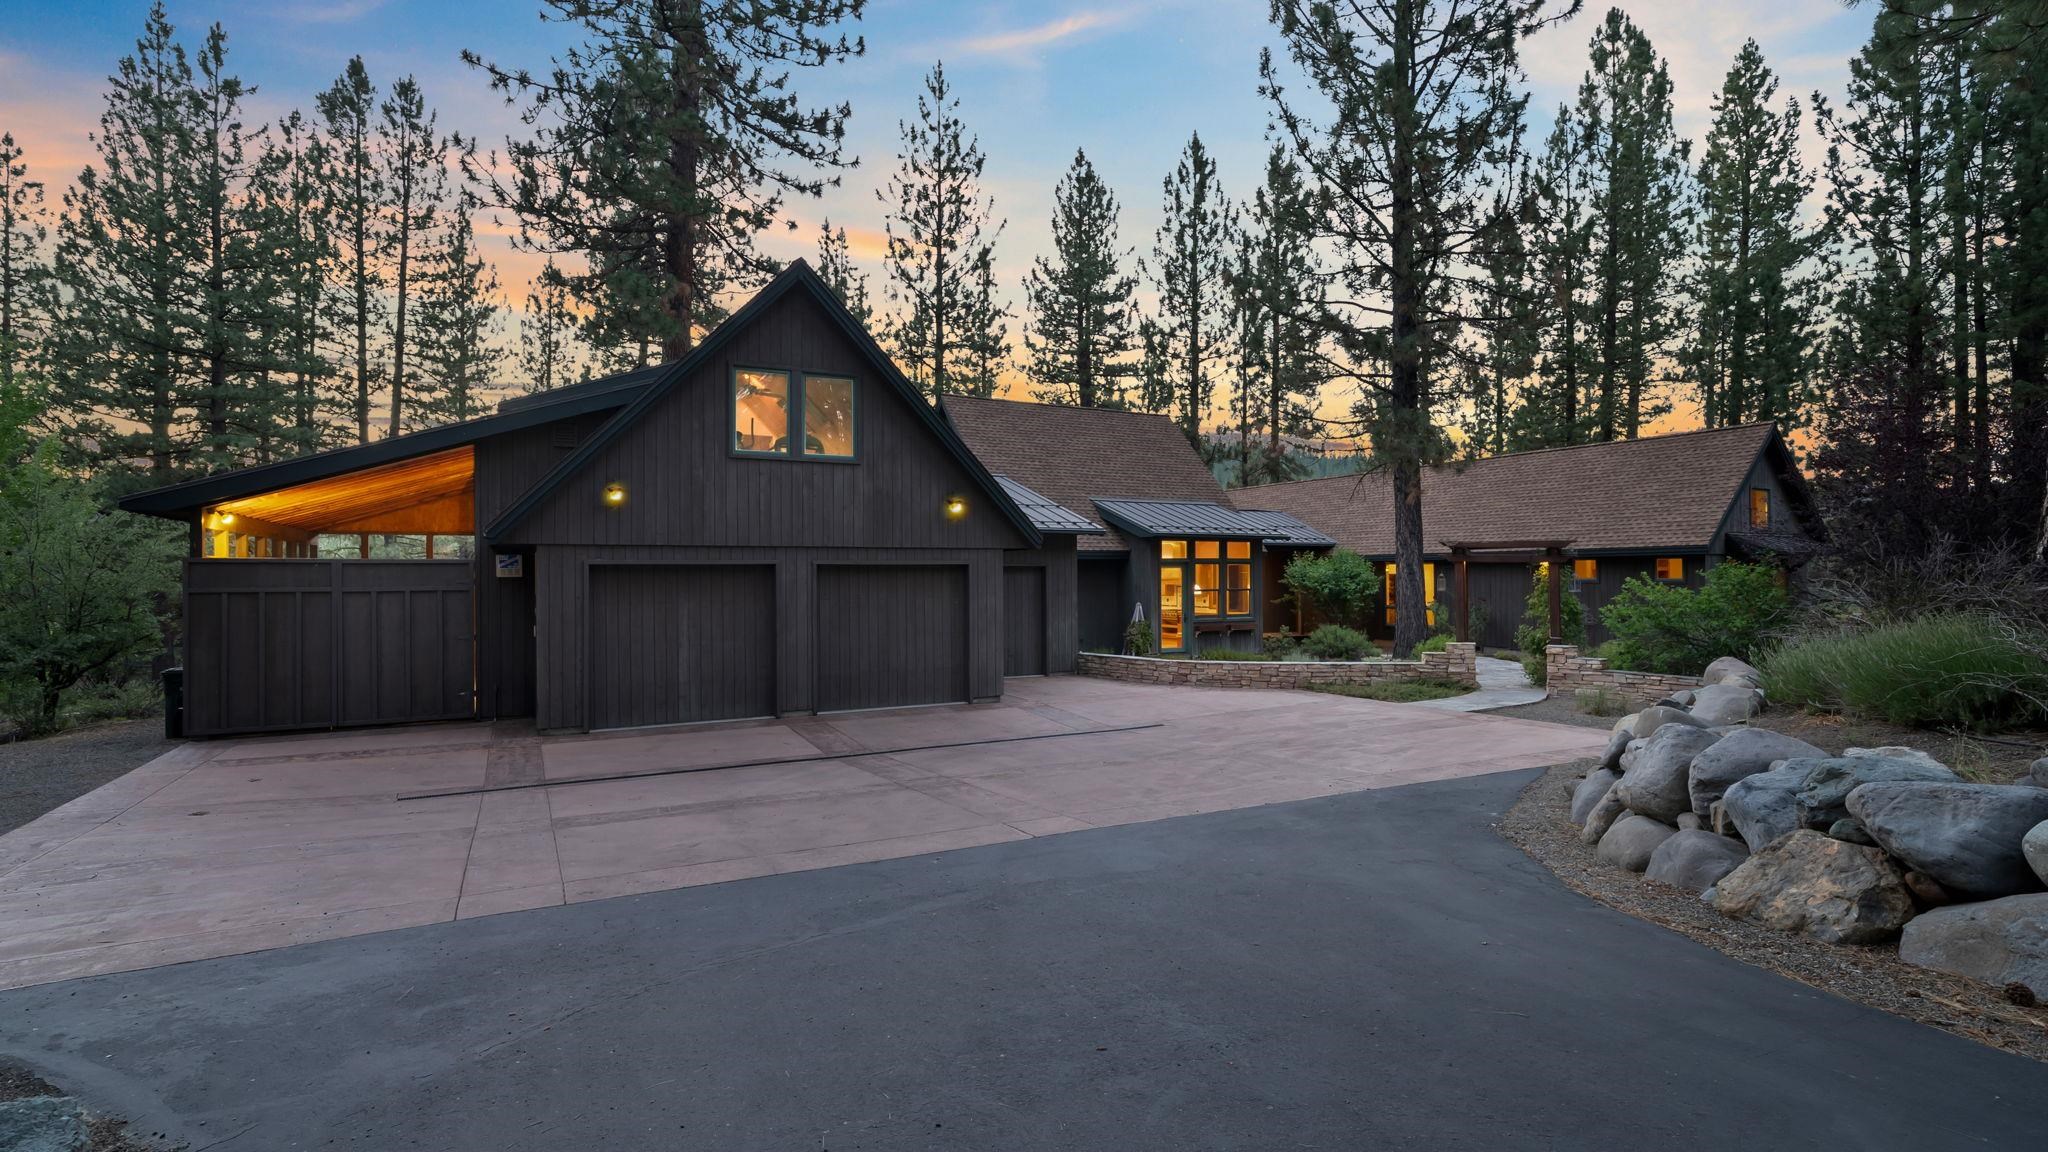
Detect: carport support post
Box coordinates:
(1545, 547, 1564, 644)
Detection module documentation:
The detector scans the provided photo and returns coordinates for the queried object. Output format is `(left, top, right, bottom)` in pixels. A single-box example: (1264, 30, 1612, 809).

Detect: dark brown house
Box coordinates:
(119, 262, 1091, 736)
(1229, 424, 1824, 648)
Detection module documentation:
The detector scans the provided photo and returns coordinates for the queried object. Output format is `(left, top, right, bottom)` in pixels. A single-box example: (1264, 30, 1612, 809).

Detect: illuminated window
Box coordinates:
(803, 375, 855, 458)
(734, 368, 856, 458)
(1159, 566, 1185, 650)
(1227, 540, 1251, 559)
(1226, 562, 1252, 616)
(1193, 562, 1222, 617)
(1161, 540, 1187, 560)
(1749, 487, 1770, 528)
(1384, 562, 1439, 626)
(1573, 559, 1598, 582)
(1195, 540, 1220, 559)
(1655, 557, 1684, 581)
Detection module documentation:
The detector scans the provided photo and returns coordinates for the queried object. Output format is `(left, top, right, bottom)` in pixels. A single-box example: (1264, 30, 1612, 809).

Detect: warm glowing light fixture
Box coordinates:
(603, 483, 627, 507)
(217, 512, 236, 526)
(944, 495, 967, 520)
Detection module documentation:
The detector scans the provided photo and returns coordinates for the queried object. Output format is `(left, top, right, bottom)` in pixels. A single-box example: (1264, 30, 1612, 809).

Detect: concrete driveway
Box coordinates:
(0, 676, 1602, 990)
(2, 768, 2040, 1150)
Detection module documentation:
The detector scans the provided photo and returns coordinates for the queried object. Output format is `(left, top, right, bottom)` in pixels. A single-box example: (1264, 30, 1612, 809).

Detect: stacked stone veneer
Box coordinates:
(1077, 642, 1477, 690)
(1544, 644, 1699, 703)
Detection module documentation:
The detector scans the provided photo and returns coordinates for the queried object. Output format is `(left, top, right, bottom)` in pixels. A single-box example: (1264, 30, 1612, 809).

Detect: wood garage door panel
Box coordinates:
(816, 565, 968, 712)
(588, 565, 776, 729)
(1003, 567, 1046, 676)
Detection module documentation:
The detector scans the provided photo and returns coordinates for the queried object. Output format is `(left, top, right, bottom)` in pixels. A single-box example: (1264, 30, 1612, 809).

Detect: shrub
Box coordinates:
(1301, 624, 1373, 661)
(1122, 618, 1153, 657)
(1415, 633, 1451, 654)
(1195, 646, 1270, 661)
(1514, 565, 1586, 685)
(1598, 560, 1788, 675)
(1758, 614, 2048, 732)
(1261, 631, 1298, 660)
(1283, 549, 1381, 631)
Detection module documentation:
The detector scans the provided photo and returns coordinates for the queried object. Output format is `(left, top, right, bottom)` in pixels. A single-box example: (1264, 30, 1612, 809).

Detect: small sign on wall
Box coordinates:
(494, 553, 525, 579)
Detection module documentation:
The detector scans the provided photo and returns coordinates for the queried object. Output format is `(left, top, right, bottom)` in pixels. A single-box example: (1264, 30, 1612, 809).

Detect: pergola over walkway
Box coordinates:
(1439, 539, 1573, 646)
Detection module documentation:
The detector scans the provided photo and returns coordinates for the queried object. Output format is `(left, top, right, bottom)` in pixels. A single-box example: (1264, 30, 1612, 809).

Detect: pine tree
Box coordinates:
(956, 249, 1010, 398)
(465, 0, 864, 362)
(1458, 158, 1540, 457)
(412, 199, 504, 429)
(1024, 149, 1138, 408)
(877, 62, 1004, 397)
(1228, 144, 1325, 484)
(378, 75, 447, 437)
(815, 219, 872, 326)
(1520, 103, 1596, 448)
(316, 56, 383, 444)
(519, 261, 580, 394)
(258, 111, 340, 457)
(1682, 39, 1817, 430)
(1147, 132, 1237, 444)
(1263, 0, 1576, 656)
(0, 132, 49, 392)
(1578, 8, 1689, 440)
(46, 3, 200, 478)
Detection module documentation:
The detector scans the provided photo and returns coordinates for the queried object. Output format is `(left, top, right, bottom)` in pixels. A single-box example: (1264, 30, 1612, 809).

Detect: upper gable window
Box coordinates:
(732, 368, 856, 459)
(1749, 487, 1770, 528)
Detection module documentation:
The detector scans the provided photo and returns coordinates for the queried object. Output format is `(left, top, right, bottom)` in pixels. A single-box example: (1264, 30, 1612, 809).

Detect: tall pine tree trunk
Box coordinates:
(1387, 0, 1427, 659)
(662, 2, 705, 363)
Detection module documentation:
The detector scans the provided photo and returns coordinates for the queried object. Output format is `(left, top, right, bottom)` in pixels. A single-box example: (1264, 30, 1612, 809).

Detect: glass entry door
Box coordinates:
(1158, 565, 1186, 651)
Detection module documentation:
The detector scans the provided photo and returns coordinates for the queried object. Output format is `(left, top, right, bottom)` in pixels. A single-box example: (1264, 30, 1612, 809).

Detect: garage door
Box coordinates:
(588, 565, 776, 729)
(1003, 567, 1046, 676)
(816, 565, 968, 711)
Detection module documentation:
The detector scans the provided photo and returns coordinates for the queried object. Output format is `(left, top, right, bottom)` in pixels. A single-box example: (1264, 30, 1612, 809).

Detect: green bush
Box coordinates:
(1195, 646, 1270, 661)
(1122, 618, 1153, 657)
(1514, 566, 1586, 685)
(1415, 633, 1451, 654)
(1261, 632, 1298, 660)
(1599, 561, 1788, 675)
(1759, 615, 2048, 732)
(1302, 624, 1373, 661)
(1283, 549, 1381, 631)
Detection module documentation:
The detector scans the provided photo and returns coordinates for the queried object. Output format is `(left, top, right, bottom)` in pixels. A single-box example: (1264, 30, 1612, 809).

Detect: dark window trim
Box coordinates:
(1157, 537, 1256, 644)
(799, 372, 858, 461)
(728, 364, 861, 464)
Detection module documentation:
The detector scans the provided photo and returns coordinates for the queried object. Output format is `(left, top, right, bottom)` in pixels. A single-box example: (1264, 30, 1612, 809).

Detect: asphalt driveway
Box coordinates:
(1, 767, 2040, 1150)
(0, 676, 1602, 989)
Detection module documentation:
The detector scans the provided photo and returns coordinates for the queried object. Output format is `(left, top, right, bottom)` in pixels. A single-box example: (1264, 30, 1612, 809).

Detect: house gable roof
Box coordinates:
(941, 395, 1224, 551)
(482, 260, 1039, 546)
(1230, 423, 1811, 556)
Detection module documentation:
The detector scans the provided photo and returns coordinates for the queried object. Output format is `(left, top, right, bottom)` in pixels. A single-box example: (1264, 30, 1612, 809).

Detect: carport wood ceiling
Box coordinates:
(210, 446, 475, 534)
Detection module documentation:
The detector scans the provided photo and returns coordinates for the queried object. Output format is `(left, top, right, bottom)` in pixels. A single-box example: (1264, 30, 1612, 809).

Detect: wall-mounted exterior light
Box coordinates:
(944, 495, 967, 520)
(603, 483, 627, 508)
(216, 512, 236, 527)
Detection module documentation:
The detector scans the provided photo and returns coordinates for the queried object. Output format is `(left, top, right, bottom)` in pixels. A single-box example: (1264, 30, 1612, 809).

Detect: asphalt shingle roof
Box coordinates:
(943, 396, 1227, 551)
(1229, 424, 1785, 556)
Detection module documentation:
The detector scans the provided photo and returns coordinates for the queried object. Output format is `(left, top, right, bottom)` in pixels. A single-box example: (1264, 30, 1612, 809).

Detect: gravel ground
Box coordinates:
(0, 721, 175, 835)
(1490, 695, 2045, 783)
(1499, 755, 2048, 1063)
(0, 1059, 180, 1150)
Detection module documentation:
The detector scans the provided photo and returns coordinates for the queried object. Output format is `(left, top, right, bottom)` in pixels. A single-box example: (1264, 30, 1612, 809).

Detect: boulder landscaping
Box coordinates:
(1556, 652, 2048, 1002)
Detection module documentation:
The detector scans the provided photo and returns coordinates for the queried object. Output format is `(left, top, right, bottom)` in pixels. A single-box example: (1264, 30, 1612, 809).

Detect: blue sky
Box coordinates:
(1, 0, 1871, 405)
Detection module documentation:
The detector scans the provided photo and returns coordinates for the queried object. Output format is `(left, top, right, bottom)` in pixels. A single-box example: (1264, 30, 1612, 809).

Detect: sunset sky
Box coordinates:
(1, 0, 1871, 428)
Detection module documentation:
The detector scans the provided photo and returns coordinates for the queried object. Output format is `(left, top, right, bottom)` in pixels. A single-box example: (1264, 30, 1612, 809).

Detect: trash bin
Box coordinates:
(162, 667, 185, 740)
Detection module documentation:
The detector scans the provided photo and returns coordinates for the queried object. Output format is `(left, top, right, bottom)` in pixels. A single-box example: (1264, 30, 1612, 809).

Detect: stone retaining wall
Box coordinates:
(1077, 642, 1477, 690)
(1544, 644, 1699, 703)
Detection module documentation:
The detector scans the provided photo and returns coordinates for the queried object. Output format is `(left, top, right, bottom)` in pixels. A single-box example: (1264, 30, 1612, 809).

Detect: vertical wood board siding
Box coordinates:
(587, 564, 777, 729)
(814, 565, 969, 712)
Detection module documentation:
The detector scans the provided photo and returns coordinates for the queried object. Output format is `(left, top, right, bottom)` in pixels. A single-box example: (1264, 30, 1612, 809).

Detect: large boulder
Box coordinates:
(1646, 829, 1750, 892)
(1846, 746, 1949, 772)
(1846, 781, 2048, 898)
(1702, 655, 1764, 688)
(1898, 893, 2048, 996)
(1689, 682, 1765, 726)
(2026, 820, 2048, 888)
(1598, 814, 1678, 872)
(1687, 728, 1829, 817)
(1711, 829, 1916, 944)
(2026, 757, 2048, 789)
(1581, 782, 1628, 845)
(1596, 729, 1631, 774)
(1570, 768, 1621, 824)
(1613, 724, 1722, 822)
(1632, 705, 1705, 740)
(1725, 755, 1962, 854)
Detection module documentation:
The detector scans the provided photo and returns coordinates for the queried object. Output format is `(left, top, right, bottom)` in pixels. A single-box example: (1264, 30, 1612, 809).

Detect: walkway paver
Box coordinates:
(0, 676, 1602, 989)
(1415, 653, 1551, 712)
